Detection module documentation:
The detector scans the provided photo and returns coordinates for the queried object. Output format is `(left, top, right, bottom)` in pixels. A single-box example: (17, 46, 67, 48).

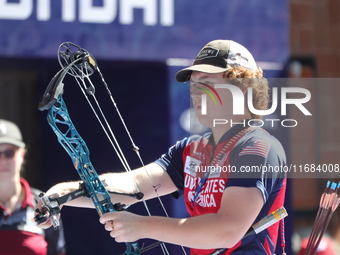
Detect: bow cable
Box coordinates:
(64, 51, 168, 218)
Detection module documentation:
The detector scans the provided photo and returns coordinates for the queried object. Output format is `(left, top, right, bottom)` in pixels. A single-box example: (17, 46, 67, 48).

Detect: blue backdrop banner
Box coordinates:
(0, 0, 288, 63)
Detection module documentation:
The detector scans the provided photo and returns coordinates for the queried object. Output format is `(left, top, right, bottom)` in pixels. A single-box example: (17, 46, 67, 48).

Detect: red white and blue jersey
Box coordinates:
(155, 124, 287, 255)
(0, 178, 66, 255)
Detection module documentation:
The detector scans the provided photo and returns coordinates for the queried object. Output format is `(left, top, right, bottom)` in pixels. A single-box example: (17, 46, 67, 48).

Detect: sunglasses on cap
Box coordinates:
(0, 149, 16, 159)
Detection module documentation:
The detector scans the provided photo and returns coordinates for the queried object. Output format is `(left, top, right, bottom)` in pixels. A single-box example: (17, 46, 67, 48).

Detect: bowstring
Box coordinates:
(95, 68, 188, 255)
(65, 62, 147, 203)
(65, 59, 187, 255)
(96, 67, 172, 216)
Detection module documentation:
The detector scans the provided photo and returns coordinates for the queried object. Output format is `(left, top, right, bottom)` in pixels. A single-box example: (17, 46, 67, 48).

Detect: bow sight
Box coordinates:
(34, 183, 88, 229)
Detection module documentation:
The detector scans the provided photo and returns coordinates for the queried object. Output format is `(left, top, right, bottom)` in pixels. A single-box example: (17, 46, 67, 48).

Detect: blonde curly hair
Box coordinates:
(223, 66, 269, 119)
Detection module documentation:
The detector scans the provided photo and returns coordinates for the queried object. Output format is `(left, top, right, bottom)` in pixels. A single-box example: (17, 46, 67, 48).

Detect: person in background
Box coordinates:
(0, 119, 66, 255)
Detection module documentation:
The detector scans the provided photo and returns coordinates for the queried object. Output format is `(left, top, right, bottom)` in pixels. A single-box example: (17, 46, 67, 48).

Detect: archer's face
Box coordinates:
(190, 71, 237, 128)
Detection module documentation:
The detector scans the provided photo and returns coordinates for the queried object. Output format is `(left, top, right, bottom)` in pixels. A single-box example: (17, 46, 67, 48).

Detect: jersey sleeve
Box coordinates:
(226, 131, 287, 203)
(154, 137, 192, 195)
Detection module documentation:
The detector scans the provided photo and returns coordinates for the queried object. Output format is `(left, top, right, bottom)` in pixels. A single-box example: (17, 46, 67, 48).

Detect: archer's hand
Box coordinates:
(100, 211, 146, 243)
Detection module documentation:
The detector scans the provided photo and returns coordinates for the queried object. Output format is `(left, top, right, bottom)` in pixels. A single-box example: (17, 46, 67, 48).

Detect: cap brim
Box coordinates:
(0, 137, 25, 148)
(175, 64, 230, 83)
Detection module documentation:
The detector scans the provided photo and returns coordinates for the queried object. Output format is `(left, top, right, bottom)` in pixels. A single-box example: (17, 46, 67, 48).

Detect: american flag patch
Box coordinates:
(239, 140, 271, 158)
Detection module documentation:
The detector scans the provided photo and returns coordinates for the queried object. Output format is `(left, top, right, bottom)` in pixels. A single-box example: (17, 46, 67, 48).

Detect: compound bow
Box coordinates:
(34, 42, 171, 255)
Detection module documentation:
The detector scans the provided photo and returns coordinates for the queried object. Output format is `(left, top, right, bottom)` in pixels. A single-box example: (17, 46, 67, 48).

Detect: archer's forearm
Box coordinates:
(102, 163, 178, 205)
(139, 213, 244, 249)
(47, 163, 177, 208)
(138, 186, 264, 250)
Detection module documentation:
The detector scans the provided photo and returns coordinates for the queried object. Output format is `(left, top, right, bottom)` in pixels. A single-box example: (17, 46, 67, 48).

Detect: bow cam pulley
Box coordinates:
(58, 42, 97, 78)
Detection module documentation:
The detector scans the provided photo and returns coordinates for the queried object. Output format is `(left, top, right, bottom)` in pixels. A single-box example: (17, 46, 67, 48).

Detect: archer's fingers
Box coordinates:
(102, 219, 120, 241)
(104, 220, 115, 231)
(99, 211, 118, 225)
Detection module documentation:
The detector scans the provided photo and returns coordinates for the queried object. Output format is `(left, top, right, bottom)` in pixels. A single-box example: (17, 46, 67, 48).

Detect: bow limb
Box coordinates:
(47, 95, 114, 214)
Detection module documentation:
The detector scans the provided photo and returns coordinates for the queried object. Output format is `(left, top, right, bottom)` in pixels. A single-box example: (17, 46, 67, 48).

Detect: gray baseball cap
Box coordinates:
(175, 40, 258, 82)
(0, 119, 25, 148)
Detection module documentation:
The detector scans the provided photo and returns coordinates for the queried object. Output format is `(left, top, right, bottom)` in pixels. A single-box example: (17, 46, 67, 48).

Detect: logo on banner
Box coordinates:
(0, 0, 175, 26)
